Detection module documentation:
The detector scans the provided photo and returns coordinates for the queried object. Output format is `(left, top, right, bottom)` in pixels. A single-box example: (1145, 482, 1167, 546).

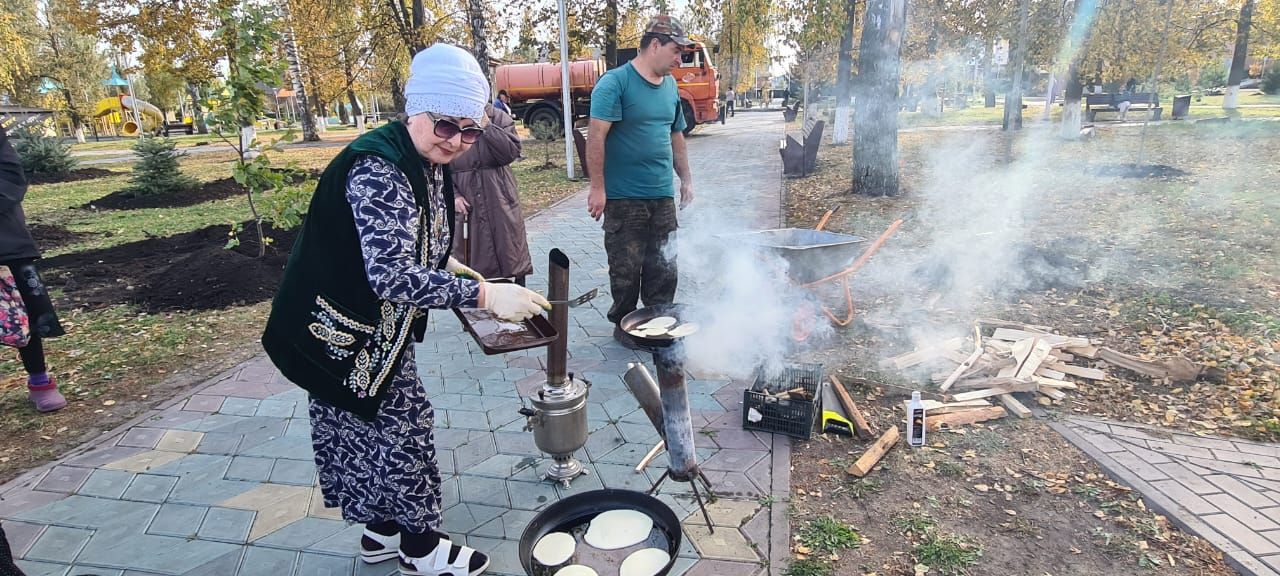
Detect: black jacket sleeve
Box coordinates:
(0, 127, 28, 213)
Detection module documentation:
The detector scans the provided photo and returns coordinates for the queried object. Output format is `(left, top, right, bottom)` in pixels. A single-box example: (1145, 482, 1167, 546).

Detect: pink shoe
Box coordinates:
(28, 379, 67, 413)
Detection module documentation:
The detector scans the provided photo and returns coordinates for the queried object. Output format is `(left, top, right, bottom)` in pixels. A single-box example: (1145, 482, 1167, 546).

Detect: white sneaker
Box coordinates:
(361, 527, 400, 564)
(398, 538, 490, 576)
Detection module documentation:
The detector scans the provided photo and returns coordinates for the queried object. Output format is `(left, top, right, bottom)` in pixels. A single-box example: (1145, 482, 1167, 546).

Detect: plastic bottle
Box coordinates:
(907, 391, 926, 447)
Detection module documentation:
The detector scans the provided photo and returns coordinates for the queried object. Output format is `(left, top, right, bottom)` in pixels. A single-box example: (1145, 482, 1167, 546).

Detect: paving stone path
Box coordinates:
(0, 113, 791, 576)
(1055, 417, 1280, 576)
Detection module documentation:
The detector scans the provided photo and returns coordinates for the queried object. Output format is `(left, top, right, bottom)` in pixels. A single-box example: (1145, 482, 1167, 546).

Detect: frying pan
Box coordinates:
(518, 488, 681, 576)
(617, 303, 690, 350)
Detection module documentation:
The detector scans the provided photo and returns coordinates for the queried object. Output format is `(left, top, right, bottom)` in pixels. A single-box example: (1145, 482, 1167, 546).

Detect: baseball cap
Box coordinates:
(645, 15, 694, 46)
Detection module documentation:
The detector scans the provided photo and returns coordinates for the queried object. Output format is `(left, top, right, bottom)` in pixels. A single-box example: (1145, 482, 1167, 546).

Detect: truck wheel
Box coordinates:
(526, 106, 563, 134)
(681, 101, 696, 136)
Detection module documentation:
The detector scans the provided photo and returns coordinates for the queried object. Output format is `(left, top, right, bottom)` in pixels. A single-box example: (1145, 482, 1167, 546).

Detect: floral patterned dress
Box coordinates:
(309, 155, 480, 533)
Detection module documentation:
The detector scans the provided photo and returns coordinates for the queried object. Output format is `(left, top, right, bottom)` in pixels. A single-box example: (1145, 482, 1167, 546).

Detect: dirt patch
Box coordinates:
(25, 168, 119, 185)
(29, 223, 97, 251)
(1086, 163, 1191, 179)
(80, 169, 319, 211)
(787, 398, 1233, 575)
(41, 220, 296, 311)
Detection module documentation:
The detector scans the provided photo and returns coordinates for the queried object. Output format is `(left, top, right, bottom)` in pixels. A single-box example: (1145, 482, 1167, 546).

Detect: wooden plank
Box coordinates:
(1035, 367, 1068, 380)
(976, 318, 1053, 333)
(635, 441, 665, 472)
(1054, 352, 1076, 363)
(904, 399, 992, 415)
(1046, 362, 1106, 381)
(1033, 375, 1078, 390)
(941, 349, 973, 364)
(829, 376, 874, 439)
(1062, 344, 1100, 359)
(926, 406, 1007, 430)
(1015, 340, 1054, 379)
(991, 328, 1089, 348)
(940, 347, 985, 392)
(999, 394, 1032, 418)
(847, 426, 900, 477)
(1038, 386, 1067, 401)
(949, 382, 1037, 402)
(880, 337, 966, 370)
(985, 340, 1013, 354)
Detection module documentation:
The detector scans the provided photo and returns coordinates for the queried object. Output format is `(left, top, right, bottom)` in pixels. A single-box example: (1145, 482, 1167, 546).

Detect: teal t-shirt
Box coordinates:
(589, 62, 687, 200)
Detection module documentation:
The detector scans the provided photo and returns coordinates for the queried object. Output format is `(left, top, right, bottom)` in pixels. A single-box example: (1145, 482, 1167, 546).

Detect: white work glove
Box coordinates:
(445, 257, 485, 282)
(481, 282, 551, 322)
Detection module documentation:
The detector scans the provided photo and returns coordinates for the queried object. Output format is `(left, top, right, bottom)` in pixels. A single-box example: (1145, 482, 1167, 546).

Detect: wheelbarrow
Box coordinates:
(722, 210, 904, 340)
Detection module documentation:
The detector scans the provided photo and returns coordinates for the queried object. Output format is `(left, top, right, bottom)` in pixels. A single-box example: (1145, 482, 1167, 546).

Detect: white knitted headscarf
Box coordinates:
(404, 43, 489, 125)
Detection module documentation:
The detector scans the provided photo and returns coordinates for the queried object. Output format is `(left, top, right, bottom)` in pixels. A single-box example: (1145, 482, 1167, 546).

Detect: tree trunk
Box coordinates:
(466, 0, 492, 84)
(853, 0, 907, 197)
(338, 101, 351, 125)
(983, 39, 997, 107)
(604, 0, 618, 69)
(186, 84, 208, 134)
(1224, 0, 1254, 109)
(1061, 61, 1084, 138)
(390, 69, 407, 114)
(280, 0, 320, 141)
(833, 0, 858, 144)
(1002, 0, 1030, 131)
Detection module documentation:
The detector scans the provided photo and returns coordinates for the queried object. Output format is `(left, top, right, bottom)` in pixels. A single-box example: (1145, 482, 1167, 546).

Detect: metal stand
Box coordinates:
(647, 469, 717, 533)
(544, 455, 589, 489)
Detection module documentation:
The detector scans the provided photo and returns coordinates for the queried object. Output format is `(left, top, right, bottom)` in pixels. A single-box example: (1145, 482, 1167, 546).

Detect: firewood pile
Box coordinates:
(880, 318, 1226, 428)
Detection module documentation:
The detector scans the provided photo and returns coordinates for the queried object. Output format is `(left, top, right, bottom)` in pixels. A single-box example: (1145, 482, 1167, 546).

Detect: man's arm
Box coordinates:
(586, 118, 612, 220)
(671, 131, 693, 209)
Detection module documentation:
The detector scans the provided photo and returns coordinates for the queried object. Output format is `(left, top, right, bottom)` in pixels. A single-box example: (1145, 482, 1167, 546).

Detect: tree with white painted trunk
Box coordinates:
(279, 0, 319, 142)
(1224, 0, 1255, 110)
(1002, 0, 1029, 131)
(853, 0, 907, 197)
(833, 0, 858, 144)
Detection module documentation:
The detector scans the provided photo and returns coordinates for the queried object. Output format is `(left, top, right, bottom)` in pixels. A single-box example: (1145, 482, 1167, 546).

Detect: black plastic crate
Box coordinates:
(742, 363, 824, 439)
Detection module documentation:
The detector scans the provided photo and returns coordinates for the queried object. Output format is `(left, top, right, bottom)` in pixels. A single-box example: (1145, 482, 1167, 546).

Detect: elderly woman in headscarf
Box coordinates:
(262, 44, 549, 576)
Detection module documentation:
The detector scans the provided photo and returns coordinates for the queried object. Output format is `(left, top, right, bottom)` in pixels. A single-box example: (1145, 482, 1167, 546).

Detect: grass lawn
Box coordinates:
(69, 124, 363, 153)
(0, 137, 582, 483)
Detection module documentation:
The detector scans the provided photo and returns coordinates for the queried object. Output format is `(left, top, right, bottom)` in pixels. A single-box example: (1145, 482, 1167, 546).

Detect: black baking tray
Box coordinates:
(453, 308, 558, 355)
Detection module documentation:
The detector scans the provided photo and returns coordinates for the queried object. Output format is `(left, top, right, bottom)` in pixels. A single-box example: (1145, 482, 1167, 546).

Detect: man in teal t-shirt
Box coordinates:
(587, 14, 696, 346)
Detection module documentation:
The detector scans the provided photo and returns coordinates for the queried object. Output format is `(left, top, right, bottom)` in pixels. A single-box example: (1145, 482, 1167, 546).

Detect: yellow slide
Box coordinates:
(93, 95, 164, 136)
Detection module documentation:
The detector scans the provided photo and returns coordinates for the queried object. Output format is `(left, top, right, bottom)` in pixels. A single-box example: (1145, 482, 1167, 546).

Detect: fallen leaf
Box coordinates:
(974, 484, 990, 492)
(103, 400, 116, 406)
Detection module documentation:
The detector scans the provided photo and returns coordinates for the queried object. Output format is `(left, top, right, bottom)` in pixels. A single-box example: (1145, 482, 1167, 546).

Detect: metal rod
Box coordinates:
(689, 477, 715, 534)
(546, 249, 570, 386)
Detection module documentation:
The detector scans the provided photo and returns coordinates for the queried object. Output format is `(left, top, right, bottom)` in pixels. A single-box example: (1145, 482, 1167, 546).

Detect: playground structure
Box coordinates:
(92, 94, 194, 137)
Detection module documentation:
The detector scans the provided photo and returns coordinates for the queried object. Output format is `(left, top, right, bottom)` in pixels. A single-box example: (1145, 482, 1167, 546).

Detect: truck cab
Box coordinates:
(673, 43, 721, 134)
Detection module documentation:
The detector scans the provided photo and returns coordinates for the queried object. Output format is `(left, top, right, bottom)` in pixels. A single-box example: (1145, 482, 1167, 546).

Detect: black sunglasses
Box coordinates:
(427, 113, 485, 144)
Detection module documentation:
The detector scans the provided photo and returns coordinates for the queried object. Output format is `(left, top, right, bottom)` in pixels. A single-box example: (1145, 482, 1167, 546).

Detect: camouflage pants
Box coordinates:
(603, 198, 679, 324)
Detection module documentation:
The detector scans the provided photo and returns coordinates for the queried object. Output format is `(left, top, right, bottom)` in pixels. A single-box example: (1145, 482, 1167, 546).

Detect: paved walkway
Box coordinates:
(0, 114, 790, 576)
(1055, 417, 1280, 576)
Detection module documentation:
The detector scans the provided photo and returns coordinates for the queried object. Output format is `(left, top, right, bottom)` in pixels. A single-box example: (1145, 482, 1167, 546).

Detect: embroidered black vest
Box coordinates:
(261, 121, 455, 420)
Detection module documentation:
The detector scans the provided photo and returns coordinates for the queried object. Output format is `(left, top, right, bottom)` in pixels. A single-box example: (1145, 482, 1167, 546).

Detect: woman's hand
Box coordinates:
(479, 282, 551, 322)
(455, 196, 471, 217)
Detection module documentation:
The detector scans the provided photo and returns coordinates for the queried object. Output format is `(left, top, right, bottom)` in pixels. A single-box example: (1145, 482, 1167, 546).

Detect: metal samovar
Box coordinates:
(518, 249, 591, 487)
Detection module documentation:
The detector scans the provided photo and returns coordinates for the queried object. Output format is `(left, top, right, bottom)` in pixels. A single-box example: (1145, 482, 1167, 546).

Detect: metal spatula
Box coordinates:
(547, 288, 599, 308)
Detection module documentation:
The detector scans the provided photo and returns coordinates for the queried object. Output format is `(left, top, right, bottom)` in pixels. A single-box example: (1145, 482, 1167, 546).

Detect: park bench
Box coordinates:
(162, 121, 194, 136)
(780, 115, 825, 177)
(782, 101, 801, 122)
(1085, 92, 1162, 121)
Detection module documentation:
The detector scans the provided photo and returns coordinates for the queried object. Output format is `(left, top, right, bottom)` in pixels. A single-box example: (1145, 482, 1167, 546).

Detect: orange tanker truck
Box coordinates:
(494, 43, 721, 135)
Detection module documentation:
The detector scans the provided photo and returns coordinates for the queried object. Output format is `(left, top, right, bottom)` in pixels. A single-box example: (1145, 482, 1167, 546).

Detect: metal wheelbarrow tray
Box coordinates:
(723, 228, 867, 284)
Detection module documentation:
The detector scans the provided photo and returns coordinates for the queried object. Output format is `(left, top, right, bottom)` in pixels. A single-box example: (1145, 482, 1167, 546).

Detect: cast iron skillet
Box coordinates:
(618, 303, 689, 350)
(518, 488, 682, 575)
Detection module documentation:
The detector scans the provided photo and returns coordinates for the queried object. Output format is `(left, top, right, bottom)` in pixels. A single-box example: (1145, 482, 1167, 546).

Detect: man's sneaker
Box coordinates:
(399, 537, 490, 576)
(361, 527, 400, 564)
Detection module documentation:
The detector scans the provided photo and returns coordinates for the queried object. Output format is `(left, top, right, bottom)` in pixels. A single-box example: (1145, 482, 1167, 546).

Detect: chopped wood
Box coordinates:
(1096, 347, 1227, 384)
(1063, 344, 1100, 359)
(1035, 367, 1068, 380)
(847, 426, 900, 477)
(949, 382, 1037, 402)
(926, 406, 1007, 430)
(1046, 362, 1106, 381)
(1038, 386, 1067, 401)
(998, 394, 1032, 418)
(1032, 375, 1078, 390)
(991, 328, 1089, 348)
(904, 399, 993, 414)
(941, 349, 974, 364)
(985, 340, 1014, 354)
(829, 376, 874, 439)
(1054, 352, 1076, 363)
(880, 337, 966, 370)
(940, 347, 985, 392)
(1015, 339, 1054, 379)
(976, 318, 1053, 332)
